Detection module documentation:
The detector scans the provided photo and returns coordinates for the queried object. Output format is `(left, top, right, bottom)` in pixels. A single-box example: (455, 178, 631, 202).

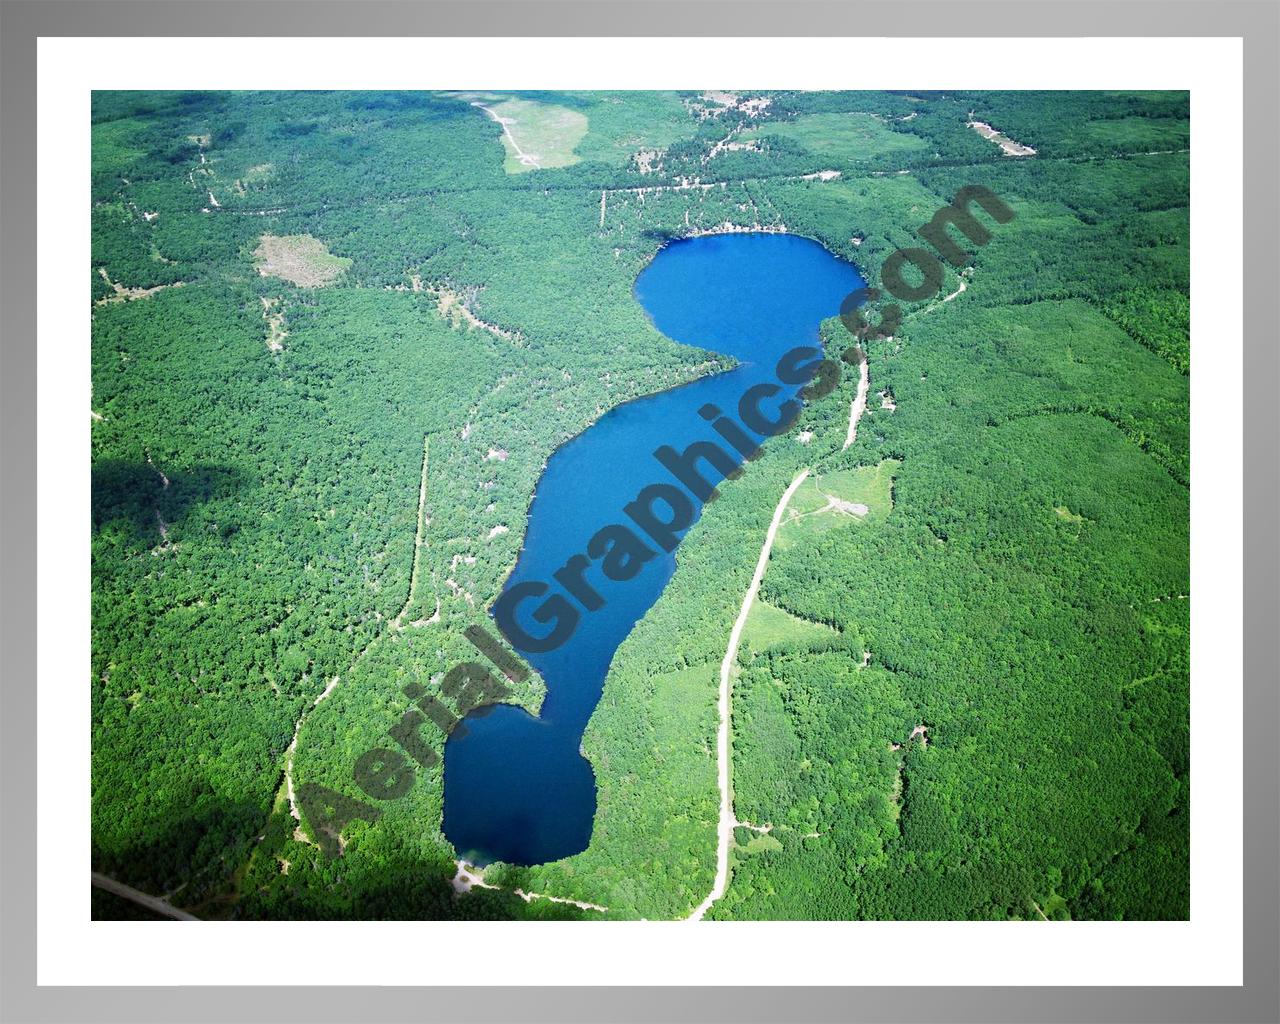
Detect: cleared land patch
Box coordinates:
(968, 119, 1037, 157)
(475, 98, 589, 174)
(253, 233, 352, 288)
(741, 112, 928, 163)
(1076, 116, 1188, 153)
(743, 600, 838, 654)
(95, 267, 186, 305)
(777, 459, 899, 552)
(565, 91, 694, 166)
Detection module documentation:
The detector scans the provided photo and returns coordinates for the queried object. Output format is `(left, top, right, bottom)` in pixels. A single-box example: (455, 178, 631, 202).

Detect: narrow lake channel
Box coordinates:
(442, 232, 865, 866)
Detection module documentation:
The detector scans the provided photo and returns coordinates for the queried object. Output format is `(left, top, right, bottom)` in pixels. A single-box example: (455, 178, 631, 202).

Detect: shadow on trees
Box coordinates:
(92, 460, 251, 546)
(93, 785, 590, 921)
(92, 793, 269, 913)
(233, 851, 591, 922)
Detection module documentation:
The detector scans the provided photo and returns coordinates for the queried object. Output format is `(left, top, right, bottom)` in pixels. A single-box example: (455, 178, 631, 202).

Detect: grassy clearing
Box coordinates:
(743, 600, 837, 654)
(253, 234, 352, 287)
(1077, 117, 1188, 152)
(742, 112, 928, 164)
(482, 98, 589, 174)
(776, 459, 899, 552)
(567, 91, 694, 166)
(735, 830, 783, 855)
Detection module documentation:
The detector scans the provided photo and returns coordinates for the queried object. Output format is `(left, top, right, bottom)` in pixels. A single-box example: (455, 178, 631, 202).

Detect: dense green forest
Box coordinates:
(91, 89, 1189, 920)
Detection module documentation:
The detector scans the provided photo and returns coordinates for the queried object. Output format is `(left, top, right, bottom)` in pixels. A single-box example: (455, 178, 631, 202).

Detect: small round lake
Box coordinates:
(442, 232, 865, 866)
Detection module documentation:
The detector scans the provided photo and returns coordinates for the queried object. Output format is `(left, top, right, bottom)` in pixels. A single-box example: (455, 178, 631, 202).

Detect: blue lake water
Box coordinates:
(442, 232, 865, 866)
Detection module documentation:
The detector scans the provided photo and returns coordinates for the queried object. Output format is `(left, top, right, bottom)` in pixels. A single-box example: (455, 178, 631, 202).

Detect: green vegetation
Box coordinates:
(741, 111, 930, 164)
(91, 88, 1188, 921)
(472, 96, 590, 173)
(773, 459, 899, 553)
(742, 600, 836, 654)
(568, 90, 694, 165)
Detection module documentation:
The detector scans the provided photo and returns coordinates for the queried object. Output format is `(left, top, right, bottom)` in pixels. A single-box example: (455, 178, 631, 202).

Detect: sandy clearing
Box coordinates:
(451, 860, 501, 894)
(634, 149, 663, 175)
(825, 495, 869, 517)
(842, 355, 870, 450)
(429, 284, 521, 342)
(786, 492, 869, 524)
(513, 888, 609, 913)
(967, 118, 1037, 157)
(706, 137, 763, 162)
(690, 92, 772, 120)
(450, 861, 609, 912)
(260, 296, 287, 352)
(95, 267, 186, 305)
(684, 220, 788, 238)
(687, 468, 811, 922)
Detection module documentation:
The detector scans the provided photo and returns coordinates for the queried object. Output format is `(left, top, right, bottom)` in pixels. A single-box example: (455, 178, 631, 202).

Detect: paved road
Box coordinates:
(91, 872, 200, 921)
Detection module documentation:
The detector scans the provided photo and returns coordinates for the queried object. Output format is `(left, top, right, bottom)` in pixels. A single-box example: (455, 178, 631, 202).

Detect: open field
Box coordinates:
(475, 97, 589, 173)
(742, 111, 931, 163)
(774, 459, 899, 552)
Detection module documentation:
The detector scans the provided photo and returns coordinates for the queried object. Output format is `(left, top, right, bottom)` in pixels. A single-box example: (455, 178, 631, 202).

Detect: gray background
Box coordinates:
(1, 1, 1276, 1021)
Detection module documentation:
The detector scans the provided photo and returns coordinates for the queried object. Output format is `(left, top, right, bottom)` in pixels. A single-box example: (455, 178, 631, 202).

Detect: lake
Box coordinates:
(442, 232, 865, 866)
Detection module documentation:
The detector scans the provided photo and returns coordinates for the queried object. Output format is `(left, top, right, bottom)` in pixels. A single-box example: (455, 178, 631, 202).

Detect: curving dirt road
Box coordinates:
(687, 467, 810, 921)
(690, 352, 879, 920)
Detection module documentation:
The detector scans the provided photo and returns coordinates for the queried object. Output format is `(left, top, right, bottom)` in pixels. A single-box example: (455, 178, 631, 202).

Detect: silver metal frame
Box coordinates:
(2, 2, 1275, 1020)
